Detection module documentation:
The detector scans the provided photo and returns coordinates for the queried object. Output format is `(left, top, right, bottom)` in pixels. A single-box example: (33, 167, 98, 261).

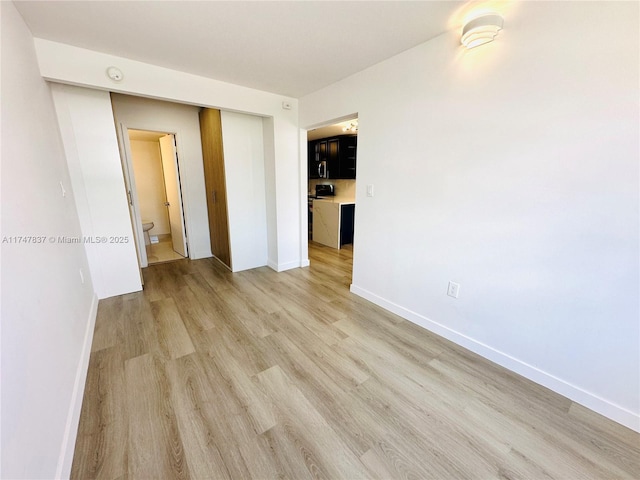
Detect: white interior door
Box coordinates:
(159, 134, 188, 257)
(120, 124, 148, 270)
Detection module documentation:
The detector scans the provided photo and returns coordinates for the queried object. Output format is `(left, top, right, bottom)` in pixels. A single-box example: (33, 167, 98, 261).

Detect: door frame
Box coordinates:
(118, 123, 147, 270)
(116, 123, 190, 268)
(302, 113, 359, 266)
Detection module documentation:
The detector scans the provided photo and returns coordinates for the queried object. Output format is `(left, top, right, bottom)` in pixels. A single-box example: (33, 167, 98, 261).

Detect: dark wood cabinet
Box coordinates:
(338, 136, 357, 179)
(307, 135, 357, 179)
(327, 138, 339, 178)
(308, 139, 328, 179)
(308, 140, 318, 179)
(317, 139, 328, 159)
(340, 204, 355, 246)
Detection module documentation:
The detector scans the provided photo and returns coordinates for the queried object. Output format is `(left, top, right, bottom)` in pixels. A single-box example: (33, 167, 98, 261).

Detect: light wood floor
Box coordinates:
(72, 242, 639, 479)
(146, 234, 186, 265)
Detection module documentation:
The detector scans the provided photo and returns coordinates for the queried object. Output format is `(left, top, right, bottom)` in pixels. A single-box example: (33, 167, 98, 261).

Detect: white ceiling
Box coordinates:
(14, 0, 466, 98)
(308, 118, 358, 141)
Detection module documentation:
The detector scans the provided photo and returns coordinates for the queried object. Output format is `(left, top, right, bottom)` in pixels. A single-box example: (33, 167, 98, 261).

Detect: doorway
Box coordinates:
(306, 116, 358, 280)
(125, 129, 189, 266)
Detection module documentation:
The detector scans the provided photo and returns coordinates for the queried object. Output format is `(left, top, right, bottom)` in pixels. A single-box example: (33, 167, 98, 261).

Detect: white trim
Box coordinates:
(55, 293, 99, 479)
(350, 283, 640, 433)
(117, 122, 148, 269)
(278, 260, 303, 272)
(299, 128, 309, 269)
(268, 259, 302, 272)
(190, 249, 213, 260)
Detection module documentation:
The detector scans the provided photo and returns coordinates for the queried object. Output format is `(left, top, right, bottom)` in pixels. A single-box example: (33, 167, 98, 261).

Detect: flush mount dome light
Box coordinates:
(106, 66, 124, 82)
(461, 13, 504, 49)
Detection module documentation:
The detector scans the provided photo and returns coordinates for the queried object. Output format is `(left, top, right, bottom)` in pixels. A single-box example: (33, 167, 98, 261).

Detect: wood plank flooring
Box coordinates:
(72, 242, 640, 479)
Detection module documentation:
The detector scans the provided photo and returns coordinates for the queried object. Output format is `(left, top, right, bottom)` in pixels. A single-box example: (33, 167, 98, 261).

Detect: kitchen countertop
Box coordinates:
(312, 197, 355, 249)
(311, 196, 355, 205)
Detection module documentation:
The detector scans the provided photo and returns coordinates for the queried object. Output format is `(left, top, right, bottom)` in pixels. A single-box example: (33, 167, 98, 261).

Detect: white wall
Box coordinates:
(221, 111, 268, 272)
(50, 85, 143, 299)
(263, 116, 280, 268)
(130, 140, 171, 235)
(0, 2, 98, 478)
(300, 2, 639, 430)
(34, 39, 303, 271)
(111, 94, 210, 259)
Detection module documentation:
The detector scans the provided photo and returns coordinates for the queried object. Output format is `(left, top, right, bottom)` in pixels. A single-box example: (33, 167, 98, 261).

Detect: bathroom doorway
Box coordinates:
(126, 128, 188, 266)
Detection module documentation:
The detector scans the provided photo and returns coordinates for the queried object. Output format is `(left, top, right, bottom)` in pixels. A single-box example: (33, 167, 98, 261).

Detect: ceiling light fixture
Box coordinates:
(342, 121, 358, 132)
(461, 14, 504, 49)
(106, 66, 124, 82)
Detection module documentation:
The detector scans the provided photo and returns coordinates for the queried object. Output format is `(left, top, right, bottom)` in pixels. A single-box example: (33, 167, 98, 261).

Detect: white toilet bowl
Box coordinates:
(142, 221, 154, 246)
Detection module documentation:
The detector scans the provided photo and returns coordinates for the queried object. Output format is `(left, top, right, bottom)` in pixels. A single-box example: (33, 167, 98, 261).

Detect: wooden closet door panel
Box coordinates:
(199, 108, 231, 269)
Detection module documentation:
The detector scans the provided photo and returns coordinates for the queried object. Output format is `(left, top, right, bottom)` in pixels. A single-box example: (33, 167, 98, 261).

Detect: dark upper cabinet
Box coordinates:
(308, 140, 318, 179)
(338, 136, 357, 179)
(307, 135, 357, 179)
(308, 139, 328, 179)
(327, 138, 339, 178)
(317, 139, 328, 159)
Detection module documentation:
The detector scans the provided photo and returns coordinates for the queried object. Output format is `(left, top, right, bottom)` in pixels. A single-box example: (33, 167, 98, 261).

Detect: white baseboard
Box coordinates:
(189, 249, 213, 260)
(55, 293, 99, 479)
(300, 258, 310, 268)
(350, 284, 640, 433)
(267, 258, 303, 272)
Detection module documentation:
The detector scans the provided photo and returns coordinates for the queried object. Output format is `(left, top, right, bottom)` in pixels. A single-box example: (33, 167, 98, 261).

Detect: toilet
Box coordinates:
(142, 220, 154, 246)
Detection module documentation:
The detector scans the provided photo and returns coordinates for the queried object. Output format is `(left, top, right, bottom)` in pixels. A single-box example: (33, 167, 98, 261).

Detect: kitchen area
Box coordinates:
(307, 119, 357, 250)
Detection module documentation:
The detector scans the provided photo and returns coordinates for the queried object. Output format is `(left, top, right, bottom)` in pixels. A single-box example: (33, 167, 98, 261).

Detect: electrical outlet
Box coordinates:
(366, 184, 374, 197)
(447, 281, 460, 298)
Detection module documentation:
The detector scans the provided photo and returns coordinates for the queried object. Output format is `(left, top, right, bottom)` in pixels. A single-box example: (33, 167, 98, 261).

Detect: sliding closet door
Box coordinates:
(199, 108, 231, 269)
